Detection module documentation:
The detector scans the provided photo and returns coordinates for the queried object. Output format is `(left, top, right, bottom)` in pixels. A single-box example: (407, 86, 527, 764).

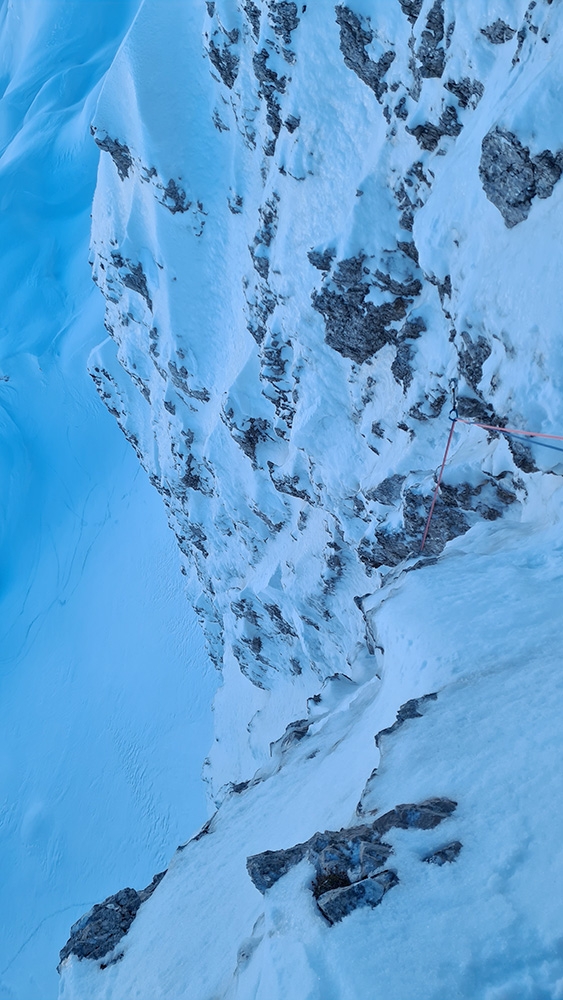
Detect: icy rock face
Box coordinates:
(87, 0, 563, 796)
(479, 127, 563, 228)
(247, 795, 456, 921)
(58, 872, 166, 969)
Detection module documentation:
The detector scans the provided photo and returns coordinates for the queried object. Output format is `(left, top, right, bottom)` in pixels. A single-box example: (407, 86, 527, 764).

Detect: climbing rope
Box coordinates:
(456, 418, 563, 454)
(420, 384, 563, 552)
(420, 417, 458, 552)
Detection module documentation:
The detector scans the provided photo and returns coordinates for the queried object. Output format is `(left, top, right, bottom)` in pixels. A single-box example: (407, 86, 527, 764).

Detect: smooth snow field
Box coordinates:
(0, 4, 216, 998)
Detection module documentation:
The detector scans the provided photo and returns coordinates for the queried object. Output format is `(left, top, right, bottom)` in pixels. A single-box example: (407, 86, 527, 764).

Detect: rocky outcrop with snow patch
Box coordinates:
(58, 872, 165, 969)
(247, 795, 456, 921)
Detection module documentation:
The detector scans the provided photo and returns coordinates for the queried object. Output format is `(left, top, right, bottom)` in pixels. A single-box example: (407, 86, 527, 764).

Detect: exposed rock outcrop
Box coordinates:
(335, 6, 395, 102)
(317, 870, 399, 923)
(480, 20, 516, 44)
(480, 127, 563, 227)
(247, 797, 457, 921)
(58, 872, 166, 969)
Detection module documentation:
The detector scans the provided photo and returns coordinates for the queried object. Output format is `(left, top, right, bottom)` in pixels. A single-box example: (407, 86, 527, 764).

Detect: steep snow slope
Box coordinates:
(60, 521, 563, 999)
(60, 0, 563, 997)
(0, 3, 215, 999)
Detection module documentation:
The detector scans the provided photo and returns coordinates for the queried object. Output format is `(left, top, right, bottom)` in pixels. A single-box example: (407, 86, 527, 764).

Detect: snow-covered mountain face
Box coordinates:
(59, 1, 563, 998)
(87, 0, 563, 793)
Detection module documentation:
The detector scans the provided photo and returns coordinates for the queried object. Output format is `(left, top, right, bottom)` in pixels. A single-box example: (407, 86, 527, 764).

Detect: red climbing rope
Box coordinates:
(456, 418, 563, 443)
(420, 417, 458, 552)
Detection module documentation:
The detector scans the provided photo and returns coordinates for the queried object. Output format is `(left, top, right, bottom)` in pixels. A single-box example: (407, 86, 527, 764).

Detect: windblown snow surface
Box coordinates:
(31, 0, 563, 997)
(0, 4, 216, 999)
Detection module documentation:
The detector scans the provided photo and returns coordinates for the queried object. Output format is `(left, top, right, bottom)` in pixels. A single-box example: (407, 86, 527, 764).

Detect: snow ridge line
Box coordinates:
(422, 416, 563, 549)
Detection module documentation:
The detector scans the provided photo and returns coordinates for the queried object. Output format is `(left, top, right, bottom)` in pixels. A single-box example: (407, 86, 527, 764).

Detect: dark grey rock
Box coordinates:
(228, 193, 243, 213)
(397, 241, 420, 265)
(322, 537, 345, 594)
(445, 77, 484, 109)
(423, 840, 462, 865)
(312, 255, 414, 364)
(312, 864, 351, 899)
(397, 0, 423, 25)
(405, 486, 470, 555)
(335, 6, 395, 101)
(58, 873, 165, 968)
(253, 48, 287, 92)
(372, 797, 457, 835)
(264, 602, 298, 636)
(255, 196, 279, 247)
(270, 718, 310, 755)
(232, 644, 269, 689)
(247, 844, 309, 892)
(208, 39, 239, 89)
(167, 361, 211, 402)
(359, 841, 393, 878)
(94, 134, 133, 180)
(122, 262, 152, 311)
(407, 104, 462, 150)
(479, 127, 563, 227)
(417, 0, 445, 78)
(248, 821, 393, 895)
(243, 0, 261, 39)
(253, 48, 287, 151)
(247, 798, 455, 898)
(373, 269, 422, 298)
(314, 286, 406, 364)
(458, 334, 491, 390)
(391, 342, 415, 391)
(161, 179, 191, 214)
(479, 127, 535, 227)
(399, 315, 426, 339)
(531, 149, 562, 199)
(512, 26, 528, 66)
(357, 460, 503, 568)
(481, 19, 516, 44)
(231, 597, 260, 625)
(317, 871, 399, 923)
(267, 1, 299, 44)
(332, 254, 365, 287)
(365, 474, 406, 506)
(507, 435, 538, 474)
(247, 284, 277, 344)
(249, 245, 270, 279)
(241, 417, 272, 463)
(358, 530, 412, 571)
(455, 395, 496, 423)
(374, 693, 438, 748)
(285, 113, 301, 132)
(267, 462, 313, 502)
